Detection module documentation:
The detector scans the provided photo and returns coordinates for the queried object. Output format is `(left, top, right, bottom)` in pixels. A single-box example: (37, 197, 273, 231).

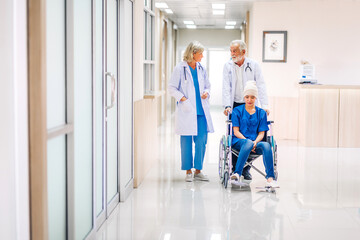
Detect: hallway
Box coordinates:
(3, 1, 360, 239)
(96, 107, 360, 240)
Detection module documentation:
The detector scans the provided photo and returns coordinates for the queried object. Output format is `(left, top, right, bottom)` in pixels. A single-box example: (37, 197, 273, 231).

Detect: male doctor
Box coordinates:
(222, 39, 270, 182)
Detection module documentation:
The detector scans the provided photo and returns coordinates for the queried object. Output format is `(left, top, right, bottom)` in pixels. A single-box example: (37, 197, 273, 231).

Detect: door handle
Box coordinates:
(105, 72, 116, 110)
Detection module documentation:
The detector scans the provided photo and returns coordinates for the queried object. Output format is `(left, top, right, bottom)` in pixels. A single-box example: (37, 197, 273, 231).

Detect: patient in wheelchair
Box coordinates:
(231, 81, 278, 187)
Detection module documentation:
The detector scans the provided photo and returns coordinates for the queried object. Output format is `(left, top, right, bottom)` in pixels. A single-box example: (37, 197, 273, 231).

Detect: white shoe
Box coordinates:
(194, 172, 209, 181)
(266, 180, 279, 188)
(185, 173, 193, 182)
(230, 173, 240, 181)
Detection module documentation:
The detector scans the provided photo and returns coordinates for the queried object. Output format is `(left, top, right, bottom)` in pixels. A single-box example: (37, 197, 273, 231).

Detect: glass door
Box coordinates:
(119, 0, 134, 201)
(46, 0, 67, 238)
(105, 0, 120, 215)
(95, 0, 120, 227)
(94, 0, 106, 227)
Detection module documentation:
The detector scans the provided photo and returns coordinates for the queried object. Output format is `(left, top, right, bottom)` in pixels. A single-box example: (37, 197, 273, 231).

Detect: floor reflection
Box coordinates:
(96, 107, 360, 240)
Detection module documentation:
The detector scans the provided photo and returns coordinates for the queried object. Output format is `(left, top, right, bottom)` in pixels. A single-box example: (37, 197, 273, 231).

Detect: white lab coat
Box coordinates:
(168, 61, 214, 135)
(222, 57, 269, 109)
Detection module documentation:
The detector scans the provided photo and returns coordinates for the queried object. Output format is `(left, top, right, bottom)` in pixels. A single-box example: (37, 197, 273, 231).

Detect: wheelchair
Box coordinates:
(218, 115, 278, 189)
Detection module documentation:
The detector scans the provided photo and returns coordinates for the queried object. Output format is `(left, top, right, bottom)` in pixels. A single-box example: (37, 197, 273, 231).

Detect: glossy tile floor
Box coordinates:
(97, 107, 360, 240)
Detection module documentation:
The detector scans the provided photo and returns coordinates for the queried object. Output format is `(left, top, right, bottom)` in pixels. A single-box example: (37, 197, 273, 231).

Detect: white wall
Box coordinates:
(249, 0, 360, 98)
(178, 29, 241, 49)
(0, 0, 29, 239)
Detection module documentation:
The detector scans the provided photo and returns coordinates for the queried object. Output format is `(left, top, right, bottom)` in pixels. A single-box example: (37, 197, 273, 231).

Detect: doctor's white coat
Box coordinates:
(168, 61, 214, 135)
(222, 57, 269, 109)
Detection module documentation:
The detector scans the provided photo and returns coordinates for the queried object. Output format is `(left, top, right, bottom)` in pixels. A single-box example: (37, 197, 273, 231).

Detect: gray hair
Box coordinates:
(183, 41, 205, 63)
(230, 39, 247, 52)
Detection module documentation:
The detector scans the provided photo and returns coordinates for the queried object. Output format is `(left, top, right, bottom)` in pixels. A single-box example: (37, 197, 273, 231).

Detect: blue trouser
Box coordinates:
(232, 139, 275, 179)
(180, 115, 208, 170)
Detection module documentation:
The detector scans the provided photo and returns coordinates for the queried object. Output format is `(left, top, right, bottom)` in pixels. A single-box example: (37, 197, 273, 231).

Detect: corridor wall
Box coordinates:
(249, 0, 360, 140)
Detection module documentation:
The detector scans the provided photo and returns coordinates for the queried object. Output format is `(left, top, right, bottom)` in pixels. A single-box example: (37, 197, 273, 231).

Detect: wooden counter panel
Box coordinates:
(339, 89, 360, 148)
(299, 88, 339, 147)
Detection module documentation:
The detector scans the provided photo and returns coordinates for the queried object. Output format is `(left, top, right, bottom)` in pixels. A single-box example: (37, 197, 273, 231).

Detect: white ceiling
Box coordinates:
(155, 0, 291, 29)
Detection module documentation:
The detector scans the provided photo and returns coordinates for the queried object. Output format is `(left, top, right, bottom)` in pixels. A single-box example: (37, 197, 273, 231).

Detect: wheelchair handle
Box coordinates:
(226, 114, 232, 123)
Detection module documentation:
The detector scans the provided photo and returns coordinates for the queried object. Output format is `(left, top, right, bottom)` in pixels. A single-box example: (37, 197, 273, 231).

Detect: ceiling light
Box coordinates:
(226, 21, 236, 25)
(186, 25, 197, 29)
(225, 26, 234, 29)
(213, 10, 225, 15)
(212, 3, 225, 9)
(165, 9, 173, 14)
(155, 3, 168, 9)
(183, 20, 194, 25)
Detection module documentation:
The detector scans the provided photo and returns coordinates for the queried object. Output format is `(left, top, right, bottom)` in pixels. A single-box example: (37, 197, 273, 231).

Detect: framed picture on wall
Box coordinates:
(262, 31, 287, 62)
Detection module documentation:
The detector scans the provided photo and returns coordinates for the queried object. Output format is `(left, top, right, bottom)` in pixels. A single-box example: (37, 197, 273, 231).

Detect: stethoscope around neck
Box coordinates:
(235, 61, 252, 72)
(245, 62, 252, 72)
(184, 64, 203, 81)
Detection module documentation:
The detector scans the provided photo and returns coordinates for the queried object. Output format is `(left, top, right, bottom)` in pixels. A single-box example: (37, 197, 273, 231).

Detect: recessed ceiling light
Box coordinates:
(165, 9, 173, 14)
(225, 26, 234, 29)
(155, 3, 168, 9)
(212, 3, 225, 10)
(186, 25, 197, 29)
(183, 20, 194, 25)
(213, 10, 225, 15)
(226, 21, 236, 26)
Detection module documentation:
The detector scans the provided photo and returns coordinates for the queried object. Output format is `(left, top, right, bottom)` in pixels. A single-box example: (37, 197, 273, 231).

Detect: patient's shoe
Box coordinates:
(194, 172, 209, 181)
(230, 173, 240, 181)
(242, 166, 252, 183)
(231, 175, 249, 187)
(266, 180, 279, 188)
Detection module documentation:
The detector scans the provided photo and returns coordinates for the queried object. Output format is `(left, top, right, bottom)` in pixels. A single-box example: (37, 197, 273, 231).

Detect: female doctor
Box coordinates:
(168, 41, 214, 182)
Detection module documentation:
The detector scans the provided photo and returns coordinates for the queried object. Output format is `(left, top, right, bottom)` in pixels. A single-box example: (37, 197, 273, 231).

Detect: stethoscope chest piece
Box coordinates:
(245, 62, 252, 72)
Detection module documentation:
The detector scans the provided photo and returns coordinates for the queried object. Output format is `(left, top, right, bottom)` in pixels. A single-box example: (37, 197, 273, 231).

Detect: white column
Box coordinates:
(0, 0, 29, 239)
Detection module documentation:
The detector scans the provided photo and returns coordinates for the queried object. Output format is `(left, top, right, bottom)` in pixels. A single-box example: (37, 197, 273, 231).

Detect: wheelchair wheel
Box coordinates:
(223, 171, 229, 189)
(218, 137, 225, 180)
(274, 143, 278, 180)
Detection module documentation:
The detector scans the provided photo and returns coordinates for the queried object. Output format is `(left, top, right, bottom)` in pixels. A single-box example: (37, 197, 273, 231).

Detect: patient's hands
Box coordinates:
(252, 141, 258, 152)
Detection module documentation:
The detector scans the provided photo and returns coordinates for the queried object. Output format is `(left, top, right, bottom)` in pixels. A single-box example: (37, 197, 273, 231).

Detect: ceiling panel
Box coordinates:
(155, 0, 291, 29)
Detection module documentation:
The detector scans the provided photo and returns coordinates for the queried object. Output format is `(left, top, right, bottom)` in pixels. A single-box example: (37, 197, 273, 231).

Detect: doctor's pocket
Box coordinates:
(178, 99, 194, 113)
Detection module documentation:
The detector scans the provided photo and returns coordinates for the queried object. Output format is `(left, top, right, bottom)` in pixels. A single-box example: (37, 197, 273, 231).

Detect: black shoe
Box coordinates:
(242, 165, 252, 181)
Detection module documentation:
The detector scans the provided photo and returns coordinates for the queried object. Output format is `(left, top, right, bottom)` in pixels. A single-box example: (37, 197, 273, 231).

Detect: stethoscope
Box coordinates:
(245, 62, 252, 72)
(183, 64, 203, 82)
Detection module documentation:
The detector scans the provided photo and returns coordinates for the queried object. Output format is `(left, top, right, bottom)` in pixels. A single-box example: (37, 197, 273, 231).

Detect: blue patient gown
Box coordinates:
(231, 105, 275, 179)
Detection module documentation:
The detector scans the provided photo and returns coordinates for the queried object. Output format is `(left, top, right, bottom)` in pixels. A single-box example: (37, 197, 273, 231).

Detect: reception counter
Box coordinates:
(298, 84, 360, 148)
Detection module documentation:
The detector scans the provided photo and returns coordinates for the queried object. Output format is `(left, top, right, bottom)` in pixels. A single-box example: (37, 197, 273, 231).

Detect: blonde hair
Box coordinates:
(183, 41, 204, 63)
(230, 39, 247, 52)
